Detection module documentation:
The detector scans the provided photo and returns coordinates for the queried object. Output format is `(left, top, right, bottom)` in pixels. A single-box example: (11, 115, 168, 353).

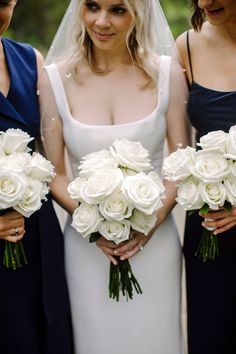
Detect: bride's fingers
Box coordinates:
(114, 239, 137, 255)
(98, 245, 118, 265)
(108, 255, 118, 265)
(120, 243, 144, 261)
(96, 236, 119, 248)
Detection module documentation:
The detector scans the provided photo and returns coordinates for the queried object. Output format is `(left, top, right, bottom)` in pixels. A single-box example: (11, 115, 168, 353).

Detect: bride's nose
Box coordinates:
(198, 0, 214, 9)
(94, 10, 111, 28)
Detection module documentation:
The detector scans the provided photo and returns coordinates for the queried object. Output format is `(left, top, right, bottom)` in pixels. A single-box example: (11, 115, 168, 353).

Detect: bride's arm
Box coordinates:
(38, 70, 77, 215)
(39, 70, 119, 264)
(114, 59, 191, 260)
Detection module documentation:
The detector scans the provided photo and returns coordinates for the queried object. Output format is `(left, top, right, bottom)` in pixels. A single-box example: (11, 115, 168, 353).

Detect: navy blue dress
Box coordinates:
(184, 32, 236, 354)
(0, 38, 73, 354)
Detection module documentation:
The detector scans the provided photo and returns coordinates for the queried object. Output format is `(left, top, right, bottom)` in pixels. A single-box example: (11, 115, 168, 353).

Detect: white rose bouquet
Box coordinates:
(0, 128, 55, 269)
(163, 127, 236, 262)
(68, 139, 165, 301)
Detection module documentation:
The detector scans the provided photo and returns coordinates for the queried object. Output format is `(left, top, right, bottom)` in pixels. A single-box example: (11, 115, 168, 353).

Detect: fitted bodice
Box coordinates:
(188, 81, 236, 142)
(45, 56, 171, 177)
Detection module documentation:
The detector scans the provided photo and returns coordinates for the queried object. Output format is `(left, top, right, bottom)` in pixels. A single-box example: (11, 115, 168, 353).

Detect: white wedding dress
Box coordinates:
(45, 56, 183, 354)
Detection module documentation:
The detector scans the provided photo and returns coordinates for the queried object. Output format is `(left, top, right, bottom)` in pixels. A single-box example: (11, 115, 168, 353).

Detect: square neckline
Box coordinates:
(45, 58, 167, 129)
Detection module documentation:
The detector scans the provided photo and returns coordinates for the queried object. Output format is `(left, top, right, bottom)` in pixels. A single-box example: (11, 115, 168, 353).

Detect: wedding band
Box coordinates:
(15, 227, 19, 236)
(138, 244, 143, 251)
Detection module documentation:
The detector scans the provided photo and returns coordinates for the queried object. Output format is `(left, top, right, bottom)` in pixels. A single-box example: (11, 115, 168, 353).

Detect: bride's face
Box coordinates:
(81, 0, 132, 53)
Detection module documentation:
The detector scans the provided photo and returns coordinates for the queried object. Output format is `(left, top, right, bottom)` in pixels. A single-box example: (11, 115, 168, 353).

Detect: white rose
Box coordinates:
(176, 178, 204, 211)
(28, 152, 55, 182)
(190, 149, 229, 183)
(225, 178, 236, 206)
(148, 171, 165, 197)
(229, 160, 236, 178)
(14, 178, 44, 217)
(129, 209, 157, 235)
(122, 172, 165, 215)
(110, 138, 152, 172)
(99, 193, 133, 221)
(197, 130, 228, 152)
(163, 147, 195, 181)
(99, 220, 130, 244)
(0, 128, 33, 155)
(225, 126, 236, 160)
(0, 171, 27, 209)
(72, 203, 103, 237)
(82, 149, 111, 161)
(80, 169, 124, 204)
(0, 152, 30, 174)
(67, 177, 86, 202)
(79, 149, 118, 178)
(199, 181, 226, 210)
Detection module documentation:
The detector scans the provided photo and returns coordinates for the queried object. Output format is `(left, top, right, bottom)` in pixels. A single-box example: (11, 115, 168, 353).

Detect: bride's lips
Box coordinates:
(205, 7, 224, 17)
(93, 31, 115, 41)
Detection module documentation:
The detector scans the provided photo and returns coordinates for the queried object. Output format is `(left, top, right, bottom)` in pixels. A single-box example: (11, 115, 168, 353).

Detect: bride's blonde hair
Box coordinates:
(67, 0, 160, 84)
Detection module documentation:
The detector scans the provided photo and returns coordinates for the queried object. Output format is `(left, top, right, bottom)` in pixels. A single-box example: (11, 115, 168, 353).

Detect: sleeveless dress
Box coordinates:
(0, 38, 73, 354)
(46, 55, 183, 354)
(184, 32, 236, 354)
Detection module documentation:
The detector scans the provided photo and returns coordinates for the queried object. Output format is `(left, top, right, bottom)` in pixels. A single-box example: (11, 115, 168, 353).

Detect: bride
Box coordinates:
(39, 1, 189, 353)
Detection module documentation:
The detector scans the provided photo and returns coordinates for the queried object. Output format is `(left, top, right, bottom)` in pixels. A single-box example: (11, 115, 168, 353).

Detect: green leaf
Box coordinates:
(200, 204, 209, 215)
(89, 232, 101, 243)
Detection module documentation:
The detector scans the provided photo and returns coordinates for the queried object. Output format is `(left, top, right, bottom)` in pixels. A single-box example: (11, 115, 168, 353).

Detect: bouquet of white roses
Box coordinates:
(68, 138, 165, 301)
(0, 128, 55, 269)
(163, 127, 236, 262)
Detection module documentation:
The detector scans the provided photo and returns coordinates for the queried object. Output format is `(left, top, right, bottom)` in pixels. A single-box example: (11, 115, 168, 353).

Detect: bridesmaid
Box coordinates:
(177, 1, 236, 353)
(0, 1, 73, 353)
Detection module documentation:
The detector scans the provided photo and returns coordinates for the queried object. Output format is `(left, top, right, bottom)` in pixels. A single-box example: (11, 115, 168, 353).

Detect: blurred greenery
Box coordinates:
(7, 0, 191, 53)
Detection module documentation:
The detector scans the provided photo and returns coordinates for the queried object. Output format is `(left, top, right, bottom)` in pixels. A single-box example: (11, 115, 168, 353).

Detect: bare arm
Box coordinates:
(114, 58, 191, 260)
(38, 69, 77, 215)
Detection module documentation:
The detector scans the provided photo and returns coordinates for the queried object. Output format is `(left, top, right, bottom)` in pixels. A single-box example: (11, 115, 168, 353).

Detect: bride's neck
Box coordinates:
(92, 47, 132, 72)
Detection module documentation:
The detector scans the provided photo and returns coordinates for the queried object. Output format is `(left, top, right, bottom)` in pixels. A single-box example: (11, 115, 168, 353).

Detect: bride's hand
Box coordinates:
(96, 236, 121, 265)
(201, 207, 236, 235)
(113, 228, 155, 261)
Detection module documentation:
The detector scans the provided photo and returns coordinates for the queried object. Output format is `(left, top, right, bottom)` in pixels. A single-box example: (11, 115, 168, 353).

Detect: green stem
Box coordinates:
(109, 257, 142, 301)
(3, 240, 28, 270)
(195, 229, 219, 262)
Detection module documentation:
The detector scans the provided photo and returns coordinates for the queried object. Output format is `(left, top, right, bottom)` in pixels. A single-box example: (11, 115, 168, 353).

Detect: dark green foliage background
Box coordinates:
(7, 0, 191, 54)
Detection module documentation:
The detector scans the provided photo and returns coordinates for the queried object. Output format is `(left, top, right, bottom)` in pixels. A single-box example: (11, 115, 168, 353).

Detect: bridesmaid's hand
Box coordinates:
(0, 211, 25, 242)
(201, 207, 236, 235)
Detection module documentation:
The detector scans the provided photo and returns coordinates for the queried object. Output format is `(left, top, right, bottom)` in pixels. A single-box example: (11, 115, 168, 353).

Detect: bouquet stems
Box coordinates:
(3, 240, 27, 270)
(195, 228, 219, 262)
(109, 257, 142, 301)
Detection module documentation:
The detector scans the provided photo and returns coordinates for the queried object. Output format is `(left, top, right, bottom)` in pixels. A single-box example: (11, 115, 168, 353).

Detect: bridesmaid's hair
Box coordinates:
(190, 0, 205, 31)
(67, 0, 160, 85)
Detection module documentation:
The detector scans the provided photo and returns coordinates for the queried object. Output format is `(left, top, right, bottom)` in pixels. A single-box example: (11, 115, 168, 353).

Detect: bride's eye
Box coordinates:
(85, 1, 99, 12)
(0, 0, 11, 6)
(110, 6, 127, 15)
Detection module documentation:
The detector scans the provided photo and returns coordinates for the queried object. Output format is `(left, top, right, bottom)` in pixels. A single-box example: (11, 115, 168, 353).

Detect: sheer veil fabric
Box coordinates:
(45, 0, 178, 66)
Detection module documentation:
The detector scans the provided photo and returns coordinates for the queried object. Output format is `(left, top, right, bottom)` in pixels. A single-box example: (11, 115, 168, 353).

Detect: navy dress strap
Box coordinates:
(186, 31, 194, 83)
